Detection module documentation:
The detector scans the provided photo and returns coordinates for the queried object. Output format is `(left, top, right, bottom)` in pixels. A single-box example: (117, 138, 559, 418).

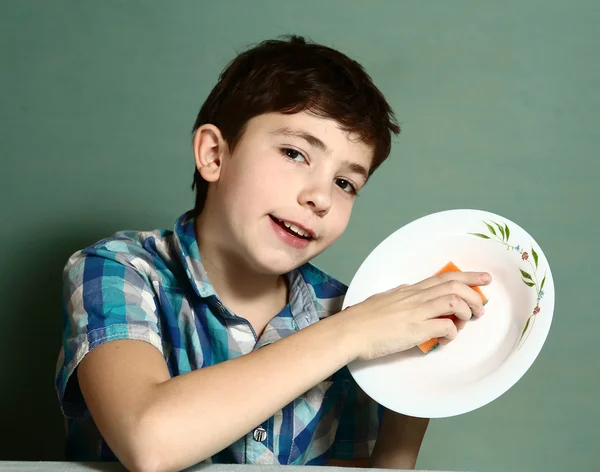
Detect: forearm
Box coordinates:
(136, 313, 357, 471)
(370, 410, 430, 470)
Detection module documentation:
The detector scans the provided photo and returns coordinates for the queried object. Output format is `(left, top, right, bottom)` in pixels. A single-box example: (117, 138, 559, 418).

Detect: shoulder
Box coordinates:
(63, 228, 175, 283)
(80, 227, 172, 261)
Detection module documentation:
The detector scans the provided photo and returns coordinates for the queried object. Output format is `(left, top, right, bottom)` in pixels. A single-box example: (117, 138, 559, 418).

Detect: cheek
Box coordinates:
(326, 199, 354, 239)
(225, 159, 264, 195)
(224, 157, 285, 211)
(246, 158, 293, 196)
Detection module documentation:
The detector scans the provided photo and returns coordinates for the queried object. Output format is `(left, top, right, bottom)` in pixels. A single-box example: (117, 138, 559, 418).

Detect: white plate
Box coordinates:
(342, 209, 554, 418)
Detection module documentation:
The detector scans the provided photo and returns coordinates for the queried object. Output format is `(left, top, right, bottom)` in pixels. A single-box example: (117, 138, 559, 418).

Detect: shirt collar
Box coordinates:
(171, 210, 345, 326)
(171, 211, 306, 305)
(172, 210, 218, 299)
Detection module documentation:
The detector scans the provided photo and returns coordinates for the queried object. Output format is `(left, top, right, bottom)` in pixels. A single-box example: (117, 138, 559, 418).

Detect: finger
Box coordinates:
(415, 271, 491, 291)
(423, 294, 473, 322)
(454, 318, 468, 331)
(420, 280, 486, 317)
(437, 316, 467, 346)
(426, 318, 459, 344)
(436, 315, 467, 332)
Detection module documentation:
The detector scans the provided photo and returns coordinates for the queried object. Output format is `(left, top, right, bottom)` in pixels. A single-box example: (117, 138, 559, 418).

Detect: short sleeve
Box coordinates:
(55, 241, 163, 419)
(329, 367, 384, 460)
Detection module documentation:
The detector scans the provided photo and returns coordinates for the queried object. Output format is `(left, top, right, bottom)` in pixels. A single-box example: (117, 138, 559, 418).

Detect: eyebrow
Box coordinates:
(344, 160, 369, 182)
(270, 126, 370, 181)
(270, 127, 330, 153)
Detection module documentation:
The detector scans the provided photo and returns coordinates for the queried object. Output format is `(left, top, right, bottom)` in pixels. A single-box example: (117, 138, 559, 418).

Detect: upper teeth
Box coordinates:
(283, 220, 310, 238)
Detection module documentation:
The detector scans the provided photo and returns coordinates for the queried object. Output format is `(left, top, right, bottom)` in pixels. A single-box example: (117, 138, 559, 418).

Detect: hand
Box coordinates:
(343, 271, 491, 361)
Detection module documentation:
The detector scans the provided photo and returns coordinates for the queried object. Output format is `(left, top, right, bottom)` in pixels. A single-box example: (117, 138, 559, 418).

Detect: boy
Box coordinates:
(55, 35, 489, 472)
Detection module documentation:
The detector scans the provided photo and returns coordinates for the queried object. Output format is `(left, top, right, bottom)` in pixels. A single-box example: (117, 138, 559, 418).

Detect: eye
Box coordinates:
(281, 148, 306, 162)
(335, 178, 358, 195)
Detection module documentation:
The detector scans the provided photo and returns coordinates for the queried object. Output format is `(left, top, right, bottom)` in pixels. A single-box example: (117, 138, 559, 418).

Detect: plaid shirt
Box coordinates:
(55, 211, 382, 465)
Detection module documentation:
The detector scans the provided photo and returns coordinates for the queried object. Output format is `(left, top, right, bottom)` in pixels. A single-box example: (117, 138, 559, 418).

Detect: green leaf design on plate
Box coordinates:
(532, 246, 539, 269)
(493, 221, 506, 240)
(541, 274, 546, 291)
(520, 269, 533, 280)
(521, 316, 532, 336)
(470, 222, 543, 348)
(484, 222, 497, 236)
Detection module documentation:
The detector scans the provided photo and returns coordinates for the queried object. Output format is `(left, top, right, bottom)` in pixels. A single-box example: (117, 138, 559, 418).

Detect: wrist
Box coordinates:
(328, 305, 365, 364)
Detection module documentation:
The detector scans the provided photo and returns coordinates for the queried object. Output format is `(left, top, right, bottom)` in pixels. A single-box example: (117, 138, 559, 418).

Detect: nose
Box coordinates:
(298, 177, 332, 216)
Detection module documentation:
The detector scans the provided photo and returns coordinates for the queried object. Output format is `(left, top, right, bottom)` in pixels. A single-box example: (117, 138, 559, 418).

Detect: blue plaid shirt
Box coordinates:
(55, 211, 382, 465)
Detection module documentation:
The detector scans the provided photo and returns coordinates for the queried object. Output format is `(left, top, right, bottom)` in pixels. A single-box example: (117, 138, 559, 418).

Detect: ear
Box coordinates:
(192, 124, 228, 183)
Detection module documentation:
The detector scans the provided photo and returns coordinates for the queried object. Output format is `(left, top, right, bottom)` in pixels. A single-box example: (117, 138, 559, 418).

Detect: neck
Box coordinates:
(193, 210, 288, 316)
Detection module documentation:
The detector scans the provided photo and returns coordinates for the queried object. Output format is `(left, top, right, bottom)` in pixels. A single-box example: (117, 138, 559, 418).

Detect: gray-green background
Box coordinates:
(1, 1, 598, 470)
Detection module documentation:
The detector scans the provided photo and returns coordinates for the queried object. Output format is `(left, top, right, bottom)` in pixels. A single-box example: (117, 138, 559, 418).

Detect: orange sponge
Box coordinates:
(418, 261, 488, 354)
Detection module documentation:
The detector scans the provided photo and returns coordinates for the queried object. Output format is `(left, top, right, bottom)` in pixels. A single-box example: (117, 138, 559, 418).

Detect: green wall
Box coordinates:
(1, 1, 598, 470)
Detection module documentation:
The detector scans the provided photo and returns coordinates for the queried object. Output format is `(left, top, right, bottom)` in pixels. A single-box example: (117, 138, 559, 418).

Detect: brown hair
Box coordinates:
(190, 35, 400, 216)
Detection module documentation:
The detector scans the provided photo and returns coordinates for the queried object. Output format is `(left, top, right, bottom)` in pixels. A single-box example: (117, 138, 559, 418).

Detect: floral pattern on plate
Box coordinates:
(469, 220, 546, 348)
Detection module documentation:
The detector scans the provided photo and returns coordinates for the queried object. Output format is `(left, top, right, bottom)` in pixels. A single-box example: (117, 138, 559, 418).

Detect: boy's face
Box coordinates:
(198, 111, 374, 275)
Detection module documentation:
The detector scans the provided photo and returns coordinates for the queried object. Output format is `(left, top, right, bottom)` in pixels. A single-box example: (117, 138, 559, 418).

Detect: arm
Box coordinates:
(326, 408, 429, 469)
(369, 410, 430, 469)
(77, 270, 488, 472)
(78, 313, 356, 472)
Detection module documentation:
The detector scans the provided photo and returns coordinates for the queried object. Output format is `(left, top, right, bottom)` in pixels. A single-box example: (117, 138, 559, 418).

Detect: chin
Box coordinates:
(249, 248, 314, 276)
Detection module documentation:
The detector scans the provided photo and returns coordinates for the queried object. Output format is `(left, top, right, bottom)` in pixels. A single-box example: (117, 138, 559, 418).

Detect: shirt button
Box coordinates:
(253, 426, 267, 442)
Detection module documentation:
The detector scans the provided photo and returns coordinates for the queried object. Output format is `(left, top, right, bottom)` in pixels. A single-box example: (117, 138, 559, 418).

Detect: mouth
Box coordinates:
(269, 215, 316, 240)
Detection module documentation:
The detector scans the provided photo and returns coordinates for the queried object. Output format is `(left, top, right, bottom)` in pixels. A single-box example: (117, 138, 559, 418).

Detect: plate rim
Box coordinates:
(342, 208, 555, 418)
